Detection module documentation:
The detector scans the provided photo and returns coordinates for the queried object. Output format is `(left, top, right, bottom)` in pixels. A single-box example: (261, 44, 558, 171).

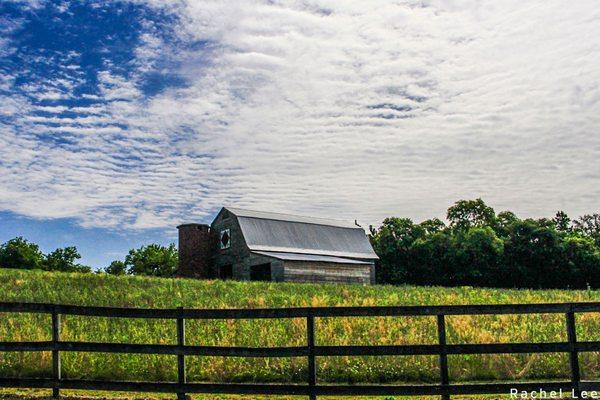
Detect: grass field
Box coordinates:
(0, 388, 520, 400)
(0, 268, 599, 387)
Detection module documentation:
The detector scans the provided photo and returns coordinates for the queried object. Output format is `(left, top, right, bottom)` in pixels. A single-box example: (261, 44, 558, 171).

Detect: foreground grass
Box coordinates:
(0, 269, 598, 385)
(0, 388, 525, 400)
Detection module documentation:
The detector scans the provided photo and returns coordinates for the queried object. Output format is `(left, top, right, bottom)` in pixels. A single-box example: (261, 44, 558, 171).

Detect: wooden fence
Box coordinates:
(1, 301, 600, 399)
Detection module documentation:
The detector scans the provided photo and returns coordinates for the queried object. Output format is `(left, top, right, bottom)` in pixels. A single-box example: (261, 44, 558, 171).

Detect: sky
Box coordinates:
(0, 0, 599, 269)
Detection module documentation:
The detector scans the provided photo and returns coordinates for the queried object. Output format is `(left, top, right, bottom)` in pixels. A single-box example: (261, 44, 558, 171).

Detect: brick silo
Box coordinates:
(177, 223, 216, 278)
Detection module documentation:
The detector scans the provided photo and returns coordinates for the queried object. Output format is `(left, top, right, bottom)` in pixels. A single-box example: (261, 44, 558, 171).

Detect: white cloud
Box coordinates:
(1, 0, 599, 231)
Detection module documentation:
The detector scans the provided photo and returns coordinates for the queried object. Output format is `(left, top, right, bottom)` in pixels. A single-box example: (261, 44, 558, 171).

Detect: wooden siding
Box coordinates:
(283, 261, 372, 284)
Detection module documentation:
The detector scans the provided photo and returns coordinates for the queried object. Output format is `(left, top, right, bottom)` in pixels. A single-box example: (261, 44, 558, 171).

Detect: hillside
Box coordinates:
(0, 268, 598, 385)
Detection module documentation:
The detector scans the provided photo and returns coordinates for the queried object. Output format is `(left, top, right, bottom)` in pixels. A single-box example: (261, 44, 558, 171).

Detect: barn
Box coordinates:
(177, 207, 378, 284)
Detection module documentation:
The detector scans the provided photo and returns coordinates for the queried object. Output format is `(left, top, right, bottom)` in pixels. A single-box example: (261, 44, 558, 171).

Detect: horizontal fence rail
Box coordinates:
(1, 301, 600, 399)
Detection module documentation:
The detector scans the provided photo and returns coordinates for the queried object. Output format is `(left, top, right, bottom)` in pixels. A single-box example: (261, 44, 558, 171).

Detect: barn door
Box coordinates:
(250, 263, 272, 281)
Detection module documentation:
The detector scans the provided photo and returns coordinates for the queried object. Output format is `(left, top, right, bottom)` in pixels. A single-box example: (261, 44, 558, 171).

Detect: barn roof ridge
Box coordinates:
(223, 206, 361, 229)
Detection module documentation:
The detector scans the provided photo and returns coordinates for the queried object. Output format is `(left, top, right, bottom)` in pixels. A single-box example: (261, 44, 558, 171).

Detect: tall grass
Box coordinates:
(0, 269, 598, 384)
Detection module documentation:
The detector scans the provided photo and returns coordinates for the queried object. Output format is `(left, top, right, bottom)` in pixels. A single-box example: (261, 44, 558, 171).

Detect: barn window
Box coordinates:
(220, 229, 230, 249)
(250, 263, 271, 281)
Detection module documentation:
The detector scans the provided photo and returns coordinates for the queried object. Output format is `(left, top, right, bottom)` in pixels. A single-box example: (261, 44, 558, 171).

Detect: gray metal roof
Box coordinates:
(253, 251, 373, 265)
(225, 207, 358, 228)
(224, 207, 378, 260)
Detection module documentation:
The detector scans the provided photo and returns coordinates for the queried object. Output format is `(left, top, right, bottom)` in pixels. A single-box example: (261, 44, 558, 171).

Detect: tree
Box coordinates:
(562, 234, 600, 289)
(369, 218, 424, 284)
(0, 237, 44, 270)
(453, 227, 504, 286)
(124, 244, 178, 277)
(104, 260, 127, 275)
(43, 247, 91, 273)
(502, 219, 567, 289)
(447, 198, 496, 231)
(419, 218, 446, 234)
(411, 231, 454, 286)
(573, 214, 600, 246)
(495, 211, 519, 237)
(553, 211, 572, 233)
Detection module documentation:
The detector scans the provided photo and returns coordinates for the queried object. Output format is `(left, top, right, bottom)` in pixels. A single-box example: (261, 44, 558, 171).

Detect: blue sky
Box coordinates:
(0, 0, 203, 267)
(1, 0, 599, 269)
(0, 210, 173, 268)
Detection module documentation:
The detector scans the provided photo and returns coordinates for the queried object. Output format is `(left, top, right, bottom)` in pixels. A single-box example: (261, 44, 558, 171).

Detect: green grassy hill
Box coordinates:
(0, 268, 598, 385)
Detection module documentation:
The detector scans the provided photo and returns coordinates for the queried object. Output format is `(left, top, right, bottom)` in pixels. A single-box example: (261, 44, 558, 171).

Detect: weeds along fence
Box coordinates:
(0, 302, 600, 400)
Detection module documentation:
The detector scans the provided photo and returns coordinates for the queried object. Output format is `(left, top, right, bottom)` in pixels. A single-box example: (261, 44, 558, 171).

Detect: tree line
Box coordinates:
(0, 238, 178, 277)
(369, 199, 600, 289)
(0, 237, 92, 273)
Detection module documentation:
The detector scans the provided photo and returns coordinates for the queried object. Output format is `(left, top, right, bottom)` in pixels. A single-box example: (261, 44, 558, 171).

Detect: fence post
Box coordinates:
(437, 314, 450, 400)
(52, 307, 61, 399)
(177, 307, 186, 400)
(306, 312, 317, 400)
(565, 310, 580, 397)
